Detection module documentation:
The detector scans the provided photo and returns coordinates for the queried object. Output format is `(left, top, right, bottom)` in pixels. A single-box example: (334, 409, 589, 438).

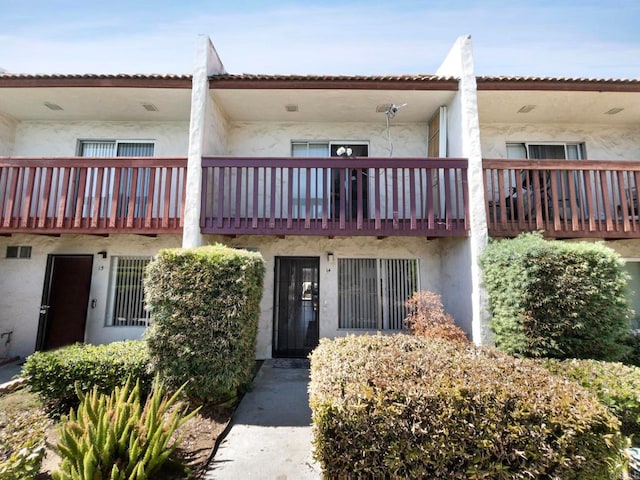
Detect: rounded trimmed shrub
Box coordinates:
(144, 244, 264, 403)
(309, 334, 625, 479)
(22, 340, 151, 414)
(481, 233, 631, 360)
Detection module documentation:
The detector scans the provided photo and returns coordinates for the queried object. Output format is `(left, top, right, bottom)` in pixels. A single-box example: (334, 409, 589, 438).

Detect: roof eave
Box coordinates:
(209, 76, 459, 91)
(476, 76, 640, 93)
(0, 75, 193, 89)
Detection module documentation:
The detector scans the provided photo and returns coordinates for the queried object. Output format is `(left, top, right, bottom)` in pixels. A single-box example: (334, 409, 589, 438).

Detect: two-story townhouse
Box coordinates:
(0, 74, 192, 358)
(478, 76, 640, 328)
(2, 34, 638, 361)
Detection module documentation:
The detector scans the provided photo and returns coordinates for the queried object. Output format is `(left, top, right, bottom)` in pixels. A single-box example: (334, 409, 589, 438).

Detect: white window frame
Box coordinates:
(77, 139, 156, 157)
(338, 257, 420, 330)
(106, 255, 152, 327)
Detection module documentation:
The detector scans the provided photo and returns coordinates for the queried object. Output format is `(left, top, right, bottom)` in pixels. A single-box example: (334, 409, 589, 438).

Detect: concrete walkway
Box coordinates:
(0, 359, 23, 384)
(0, 359, 25, 394)
(205, 359, 321, 479)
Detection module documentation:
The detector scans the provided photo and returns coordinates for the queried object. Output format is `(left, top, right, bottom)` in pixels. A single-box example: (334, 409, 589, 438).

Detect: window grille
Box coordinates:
(106, 256, 152, 327)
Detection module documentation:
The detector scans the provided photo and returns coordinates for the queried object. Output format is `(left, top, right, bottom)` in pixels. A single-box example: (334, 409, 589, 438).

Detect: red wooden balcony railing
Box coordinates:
(201, 157, 469, 236)
(0, 157, 187, 234)
(484, 159, 640, 238)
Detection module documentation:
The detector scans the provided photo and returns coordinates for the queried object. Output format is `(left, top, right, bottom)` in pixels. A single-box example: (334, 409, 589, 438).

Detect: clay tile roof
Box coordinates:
(476, 75, 640, 92)
(209, 73, 459, 90)
(0, 73, 192, 88)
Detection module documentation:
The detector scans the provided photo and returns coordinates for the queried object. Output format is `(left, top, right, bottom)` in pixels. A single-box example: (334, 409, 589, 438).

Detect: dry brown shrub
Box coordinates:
(404, 291, 469, 344)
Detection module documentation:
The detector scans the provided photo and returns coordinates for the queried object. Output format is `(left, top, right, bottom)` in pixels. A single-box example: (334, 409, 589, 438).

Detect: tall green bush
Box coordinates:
(144, 244, 264, 403)
(22, 341, 151, 414)
(480, 233, 631, 360)
(310, 334, 625, 479)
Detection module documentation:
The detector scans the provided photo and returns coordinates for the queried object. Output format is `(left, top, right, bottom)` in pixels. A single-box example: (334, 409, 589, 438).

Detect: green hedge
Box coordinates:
(480, 233, 631, 360)
(144, 244, 264, 403)
(22, 340, 151, 414)
(309, 334, 625, 480)
(542, 358, 640, 441)
(622, 333, 640, 367)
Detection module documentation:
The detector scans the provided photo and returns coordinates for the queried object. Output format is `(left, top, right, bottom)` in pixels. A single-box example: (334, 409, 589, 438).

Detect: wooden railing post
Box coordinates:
(199, 157, 468, 237)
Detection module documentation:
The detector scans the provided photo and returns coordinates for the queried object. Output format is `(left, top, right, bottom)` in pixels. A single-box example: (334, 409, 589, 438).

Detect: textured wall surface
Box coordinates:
(201, 234, 462, 358)
(480, 123, 640, 160)
(0, 113, 17, 155)
(226, 121, 428, 157)
(12, 121, 189, 156)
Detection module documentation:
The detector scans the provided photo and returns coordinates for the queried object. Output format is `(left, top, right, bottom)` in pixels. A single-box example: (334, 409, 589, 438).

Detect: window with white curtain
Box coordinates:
(79, 140, 154, 218)
(338, 258, 419, 330)
(106, 256, 152, 327)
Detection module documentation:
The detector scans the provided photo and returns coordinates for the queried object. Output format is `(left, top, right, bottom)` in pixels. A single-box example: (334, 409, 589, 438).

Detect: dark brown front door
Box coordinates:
(37, 255, 93, 351)
(273, 257, 320, 358)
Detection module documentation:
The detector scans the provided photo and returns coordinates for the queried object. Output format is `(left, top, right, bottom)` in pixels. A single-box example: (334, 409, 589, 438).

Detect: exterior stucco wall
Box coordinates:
(204, 96, 229, 155)
(0, 113, 17, 155)
(203, 234, 448, 359)
(598, 240, 640, 259)
(0, 234, 181, 359)
(480, 123, 640, 160)
(12, 121, 189, 156)
(226, 121, 428, 157)
(436, 36, 490, 345)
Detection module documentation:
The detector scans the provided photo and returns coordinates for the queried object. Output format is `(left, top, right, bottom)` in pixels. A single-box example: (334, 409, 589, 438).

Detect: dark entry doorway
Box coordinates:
(37, 255, 93, 351)
(273, 257, 320, 357)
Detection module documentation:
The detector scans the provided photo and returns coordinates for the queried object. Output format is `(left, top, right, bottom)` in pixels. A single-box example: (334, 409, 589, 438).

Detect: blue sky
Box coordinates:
(1, 1, 639, 78)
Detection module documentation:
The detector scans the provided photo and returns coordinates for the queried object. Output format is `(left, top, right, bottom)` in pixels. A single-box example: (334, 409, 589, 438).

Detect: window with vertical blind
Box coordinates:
(338, 258, 419, 330)
(79, 140, 154, 218)
(106, 256, 152, 327)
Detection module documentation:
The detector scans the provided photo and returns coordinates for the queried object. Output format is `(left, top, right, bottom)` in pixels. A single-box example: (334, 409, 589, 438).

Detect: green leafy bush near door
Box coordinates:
(22, 340, 152, 414)
(480, 233, 631, 360)
(144, 244, 264, 404)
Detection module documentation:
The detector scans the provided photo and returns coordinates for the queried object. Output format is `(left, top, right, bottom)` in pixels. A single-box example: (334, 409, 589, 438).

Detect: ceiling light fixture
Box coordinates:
(517, 105, 536, 113)
(43, 102, 63, 111)
(141, 103, 159, 112)
(285, 104, 298, 112)
(605, 107, 624, 115)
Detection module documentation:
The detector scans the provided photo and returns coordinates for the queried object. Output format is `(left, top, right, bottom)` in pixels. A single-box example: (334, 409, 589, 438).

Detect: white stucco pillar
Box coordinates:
(182, 35, 226, 248)
(437, 36, 492, 345)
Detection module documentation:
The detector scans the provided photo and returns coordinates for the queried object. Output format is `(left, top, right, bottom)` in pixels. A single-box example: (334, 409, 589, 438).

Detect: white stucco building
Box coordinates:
(1, 35, 639, 359)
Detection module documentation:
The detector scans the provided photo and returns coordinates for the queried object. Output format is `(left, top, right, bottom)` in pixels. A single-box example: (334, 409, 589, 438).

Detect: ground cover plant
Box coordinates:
(1, 377, 232, 478)
(310, 334, 625, 479)
(0, 387, 50, 479)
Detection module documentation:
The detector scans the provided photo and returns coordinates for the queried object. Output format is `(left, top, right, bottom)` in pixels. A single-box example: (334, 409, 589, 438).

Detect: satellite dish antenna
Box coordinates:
(386, 103, 407, 119)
